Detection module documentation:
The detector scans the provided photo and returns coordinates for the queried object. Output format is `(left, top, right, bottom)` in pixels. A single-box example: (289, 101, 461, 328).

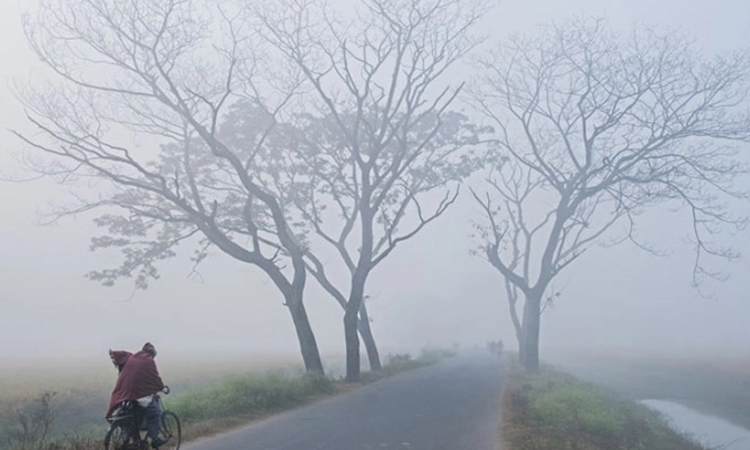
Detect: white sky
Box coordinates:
(1, 0, 749, 367)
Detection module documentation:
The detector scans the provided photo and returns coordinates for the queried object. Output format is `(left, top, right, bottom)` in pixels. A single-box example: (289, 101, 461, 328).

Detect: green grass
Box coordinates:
(169, 372, 335, 424)
(501, 358, 707, 450)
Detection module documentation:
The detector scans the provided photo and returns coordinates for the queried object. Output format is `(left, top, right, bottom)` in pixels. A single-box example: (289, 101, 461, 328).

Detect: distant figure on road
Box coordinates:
(486, 340, 504, 356)
(107, 342, 168, 448)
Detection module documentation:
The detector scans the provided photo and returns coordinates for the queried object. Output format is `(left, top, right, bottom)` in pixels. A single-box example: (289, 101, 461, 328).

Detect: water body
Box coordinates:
(641, 399, 750, 450)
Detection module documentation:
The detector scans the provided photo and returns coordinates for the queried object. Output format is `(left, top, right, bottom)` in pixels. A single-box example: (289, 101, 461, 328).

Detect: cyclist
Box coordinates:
(106, 342, 169, 449)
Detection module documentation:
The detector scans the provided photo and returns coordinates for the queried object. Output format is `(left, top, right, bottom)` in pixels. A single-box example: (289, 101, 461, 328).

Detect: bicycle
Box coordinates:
(104, 388, 181, 450)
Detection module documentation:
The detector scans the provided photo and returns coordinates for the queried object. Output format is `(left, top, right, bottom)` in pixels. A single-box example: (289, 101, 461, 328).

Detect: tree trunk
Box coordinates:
(345, 273, 367, 381)
(520, 290, 542, 373)
(344, 304, 360, 381)
(304, 258, 382, 373)
(518, 325, 527, 368)
(505, 280, 524, 356)
(285, 287, 324, 374)
(358, 302, 381, 371)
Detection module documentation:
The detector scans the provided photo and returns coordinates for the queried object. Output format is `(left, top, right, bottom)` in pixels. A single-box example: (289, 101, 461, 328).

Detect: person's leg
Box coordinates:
(144, 398, 164, 447)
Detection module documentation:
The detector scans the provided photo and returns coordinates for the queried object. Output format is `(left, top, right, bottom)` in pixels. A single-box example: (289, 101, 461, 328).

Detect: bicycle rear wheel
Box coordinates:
(104, 423, 137, 450)
(159, 411, 181, 450)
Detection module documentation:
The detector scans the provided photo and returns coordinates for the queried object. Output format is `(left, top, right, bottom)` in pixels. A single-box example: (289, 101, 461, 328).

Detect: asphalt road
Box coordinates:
(183, 352, 504, 450)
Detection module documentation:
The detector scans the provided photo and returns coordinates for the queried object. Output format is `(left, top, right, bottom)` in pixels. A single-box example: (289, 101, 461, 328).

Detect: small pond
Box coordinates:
(641, 399, 750, 450)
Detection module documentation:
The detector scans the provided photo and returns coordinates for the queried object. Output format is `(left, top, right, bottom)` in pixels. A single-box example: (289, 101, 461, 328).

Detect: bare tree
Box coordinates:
(292, 109, 487, 378)
(219, 101, 388, 373)
(254, 0, 493, 381)
(471, 18, 750, 372)
(15, 0, 325, 373)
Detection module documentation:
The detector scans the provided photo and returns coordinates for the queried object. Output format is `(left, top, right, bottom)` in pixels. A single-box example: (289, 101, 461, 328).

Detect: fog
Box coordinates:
(1, 0, 749, 367)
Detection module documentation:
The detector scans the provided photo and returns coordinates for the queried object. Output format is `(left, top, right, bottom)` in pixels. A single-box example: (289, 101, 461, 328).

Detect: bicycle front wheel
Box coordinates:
(159, 411, 181, 450)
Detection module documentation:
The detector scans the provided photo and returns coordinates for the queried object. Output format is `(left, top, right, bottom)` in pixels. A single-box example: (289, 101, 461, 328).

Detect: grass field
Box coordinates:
(499, 356, 708, 450)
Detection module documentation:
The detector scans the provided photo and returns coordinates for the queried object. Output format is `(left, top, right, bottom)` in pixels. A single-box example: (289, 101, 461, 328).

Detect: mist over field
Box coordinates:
(0, 0, 749, 374)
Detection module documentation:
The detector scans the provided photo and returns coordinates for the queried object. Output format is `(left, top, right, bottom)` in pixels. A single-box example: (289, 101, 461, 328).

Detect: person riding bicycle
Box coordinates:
(106, 342, 169, 449)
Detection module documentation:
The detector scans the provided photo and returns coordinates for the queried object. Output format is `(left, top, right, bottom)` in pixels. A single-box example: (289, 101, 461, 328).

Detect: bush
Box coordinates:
(9, 391, 57, 450)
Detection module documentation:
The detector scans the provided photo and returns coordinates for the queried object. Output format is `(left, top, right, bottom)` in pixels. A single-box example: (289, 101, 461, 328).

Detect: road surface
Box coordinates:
(184, 353, 504, 450)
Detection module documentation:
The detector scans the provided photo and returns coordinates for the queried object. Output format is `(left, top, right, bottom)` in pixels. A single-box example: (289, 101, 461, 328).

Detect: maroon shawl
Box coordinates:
(106, 350, 165, 417)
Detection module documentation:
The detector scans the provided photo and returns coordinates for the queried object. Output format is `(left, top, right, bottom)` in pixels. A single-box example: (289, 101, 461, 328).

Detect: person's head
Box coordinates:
(142, 342, 157, 358)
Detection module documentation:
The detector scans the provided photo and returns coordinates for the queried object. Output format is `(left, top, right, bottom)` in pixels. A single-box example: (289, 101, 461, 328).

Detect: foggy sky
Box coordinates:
(1, 0, 749, 365)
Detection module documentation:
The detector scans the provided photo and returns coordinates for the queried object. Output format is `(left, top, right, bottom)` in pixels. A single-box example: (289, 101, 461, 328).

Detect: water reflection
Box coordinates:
(641, 399, 750, 450)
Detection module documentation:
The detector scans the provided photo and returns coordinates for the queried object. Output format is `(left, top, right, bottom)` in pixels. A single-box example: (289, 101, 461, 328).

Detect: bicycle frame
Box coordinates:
(106, 392, 180, 450)
(107, 396, 162, 444)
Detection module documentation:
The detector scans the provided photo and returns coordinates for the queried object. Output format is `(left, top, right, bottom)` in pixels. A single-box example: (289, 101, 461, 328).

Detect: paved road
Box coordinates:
(184, 353, 504, 450)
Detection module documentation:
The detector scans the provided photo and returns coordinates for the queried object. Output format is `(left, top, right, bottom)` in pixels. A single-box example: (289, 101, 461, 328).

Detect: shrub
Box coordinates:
(9, 391, 57, 450)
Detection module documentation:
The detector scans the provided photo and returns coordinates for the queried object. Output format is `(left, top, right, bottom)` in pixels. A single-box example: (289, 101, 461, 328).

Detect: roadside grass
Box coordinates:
(1, 350, 453, 450)
(170, 371, 336, 423)
(500, 357, 707, 450)
(550, 352, 750, 431)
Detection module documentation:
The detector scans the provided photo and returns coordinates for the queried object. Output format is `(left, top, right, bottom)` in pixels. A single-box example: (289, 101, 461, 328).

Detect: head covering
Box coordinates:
(142, 342, 157, 357)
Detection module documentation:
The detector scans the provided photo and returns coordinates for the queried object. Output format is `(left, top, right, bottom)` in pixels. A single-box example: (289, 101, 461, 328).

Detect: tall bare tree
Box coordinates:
(471, 19, 750, 372)
(16, 0, 325, 372)
(292, 109, 487, 378)
(254, 0, 493, 381)
(219, 101, 386, 372)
